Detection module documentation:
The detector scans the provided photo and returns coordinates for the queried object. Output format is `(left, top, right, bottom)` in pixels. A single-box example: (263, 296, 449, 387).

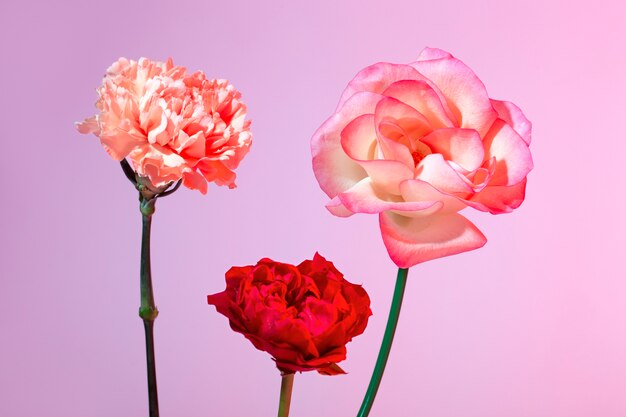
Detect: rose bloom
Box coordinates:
(207, 253, 372, 375)
(77, 57, 252, 194)
(311, 47, 533, 268)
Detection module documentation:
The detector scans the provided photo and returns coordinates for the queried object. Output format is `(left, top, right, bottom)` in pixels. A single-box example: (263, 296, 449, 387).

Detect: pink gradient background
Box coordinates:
(1, 0, 625, 416)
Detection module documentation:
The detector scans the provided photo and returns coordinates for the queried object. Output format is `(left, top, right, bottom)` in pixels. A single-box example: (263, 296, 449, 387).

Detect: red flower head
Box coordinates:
(207, 253, 372, 375)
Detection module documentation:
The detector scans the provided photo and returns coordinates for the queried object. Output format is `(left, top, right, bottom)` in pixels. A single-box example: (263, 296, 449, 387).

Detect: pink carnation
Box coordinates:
(77, 57, 252, 194)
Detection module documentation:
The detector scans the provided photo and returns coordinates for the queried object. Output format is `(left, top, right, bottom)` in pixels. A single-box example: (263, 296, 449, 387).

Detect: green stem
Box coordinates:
(277, 373, 295, 417)
(139, 198, 159, 417)
(357, 268, 409, 417)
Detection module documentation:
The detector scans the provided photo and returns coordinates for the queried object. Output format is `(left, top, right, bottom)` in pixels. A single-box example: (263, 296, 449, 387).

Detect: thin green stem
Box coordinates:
(356, 267, 409, 417)
(139, 198, 159, 417)
(277, 373, 295, 417)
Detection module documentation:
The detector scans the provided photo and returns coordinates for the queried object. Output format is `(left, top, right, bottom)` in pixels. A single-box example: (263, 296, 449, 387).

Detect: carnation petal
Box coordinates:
(379, 211, 487, 268)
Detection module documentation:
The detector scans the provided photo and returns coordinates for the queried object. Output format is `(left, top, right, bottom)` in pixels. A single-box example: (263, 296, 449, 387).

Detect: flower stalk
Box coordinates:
(277, 373, 295, 417)
(357, 268, 409, 417)
(139, 196, 159, 417)
(120, 160, 181, 417)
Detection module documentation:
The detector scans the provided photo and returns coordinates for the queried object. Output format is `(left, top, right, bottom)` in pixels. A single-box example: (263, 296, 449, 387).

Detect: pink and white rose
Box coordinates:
(311, 48, 533, 268)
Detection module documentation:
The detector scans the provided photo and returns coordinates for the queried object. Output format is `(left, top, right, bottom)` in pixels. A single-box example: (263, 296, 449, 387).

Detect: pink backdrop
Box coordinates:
(1, 0, 625, 416)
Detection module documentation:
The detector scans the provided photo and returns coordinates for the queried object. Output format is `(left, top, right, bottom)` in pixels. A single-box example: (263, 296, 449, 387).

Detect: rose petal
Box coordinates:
(379, 211, 487, 268)
(420, 128, 485, 172)
(491, 99, 532, 145)
(399, 179, 467, 213)
(337, 178, 442, 214)
(382, 80, 455, 129)
(468, 178, 528, 214)
(416, 47, 453, 61)
(312, 92, 384, 198)
(337, 62, 426, 109)
(325, 196, 354, 217)
(483, 119, 533, 186)
(416, 154, 472, 194)
(411, 52, 498, 136)
(374, 96, 433, 143)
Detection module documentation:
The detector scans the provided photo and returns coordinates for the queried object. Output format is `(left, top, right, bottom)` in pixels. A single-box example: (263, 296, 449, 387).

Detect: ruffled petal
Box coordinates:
(379, 211, 487, 268)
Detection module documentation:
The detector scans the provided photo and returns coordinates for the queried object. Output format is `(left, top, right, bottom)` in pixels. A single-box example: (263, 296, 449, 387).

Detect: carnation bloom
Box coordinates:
(207, 253, 372, 375)
(311, 47, 533, 267)
(76, 57, 252, 194)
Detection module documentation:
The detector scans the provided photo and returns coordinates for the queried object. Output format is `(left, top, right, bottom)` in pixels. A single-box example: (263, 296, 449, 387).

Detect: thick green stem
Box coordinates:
(357, 268, 409, 417)
(139, 198, 159, 417)
(277, 373, 295, 417)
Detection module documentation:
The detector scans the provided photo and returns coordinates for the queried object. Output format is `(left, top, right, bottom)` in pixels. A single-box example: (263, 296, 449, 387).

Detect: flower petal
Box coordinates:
(420, 128, 484, 172)
(468, 178, 528, 214)
(416, 154, 472, 194)
(374, 96, 433, 142)
(491, 99, 532, 145)
(399, 179, 467, 213)
(381, 80, 455, 129)
(337, 178, 442, 214)
(411, 53, 497, 136)
(337, 62, 425, 109)
(416, 47, 453, 61)
(312, 92, 383, 198)
(379, 211, 487, 268)
(483, 119, 533, 186)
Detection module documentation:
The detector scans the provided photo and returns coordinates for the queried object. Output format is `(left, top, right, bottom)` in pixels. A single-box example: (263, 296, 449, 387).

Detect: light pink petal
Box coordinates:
(311, 92, 383, 198)
(358, 159, 415, 195)
(411, 54, 497, 136)
(491, 99, 532, 145)
(338, 178, 441, 214)
(416, 47, 453, 61)
(400, 179, 467, 213)
(340, 114, 377, 161)
(416, 154, 472, 194)
(379, 211, 487, 268)
(420, 128, 484, 172)
(374, 96, 432, 141)
(468, 178, 527, 214)
(99, 129, 145, 160)
(376, 134, 415, 169)
(483, 119, 533, 186)
(75, 116, 100, 135)
(326, 196, 354, 217)
(337, 62, 426, 109)
(382, 80, 455, 129)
